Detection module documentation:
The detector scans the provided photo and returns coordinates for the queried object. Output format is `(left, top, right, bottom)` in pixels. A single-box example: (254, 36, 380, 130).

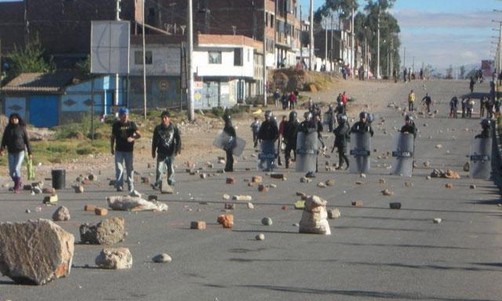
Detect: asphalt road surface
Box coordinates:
(1, 79, 502, 301)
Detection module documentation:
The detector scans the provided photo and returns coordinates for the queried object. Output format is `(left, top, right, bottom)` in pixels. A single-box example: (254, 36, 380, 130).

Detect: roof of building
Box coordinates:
(1, 71, 78, 94)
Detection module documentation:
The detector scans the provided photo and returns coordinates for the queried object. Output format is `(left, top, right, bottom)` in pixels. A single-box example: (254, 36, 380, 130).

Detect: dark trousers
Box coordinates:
(337, 147, 349, 169)
(225, 149, 234, 172)
(284, 144, 296, 168)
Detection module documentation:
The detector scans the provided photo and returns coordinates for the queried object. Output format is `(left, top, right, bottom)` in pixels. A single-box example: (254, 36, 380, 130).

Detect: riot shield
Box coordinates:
(258, 140, 277, 171)
(470, 137, 492, 179)
(295, 131, 318, 172)
(391, 133, 414, 177)
(212, 130, 246, 156)
(349, 132, 371, 173)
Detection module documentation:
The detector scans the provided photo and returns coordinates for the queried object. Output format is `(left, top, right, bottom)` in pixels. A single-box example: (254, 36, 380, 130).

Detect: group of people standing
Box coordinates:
(407, 90, 433, 113)
(273, 89, 299, 110)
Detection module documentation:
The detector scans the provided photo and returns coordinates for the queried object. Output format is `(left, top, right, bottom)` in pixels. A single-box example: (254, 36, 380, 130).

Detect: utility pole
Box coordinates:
(142, 0, 147, 119)
(309, 0, 314, 70)
(263, 0, 267, 106)
(115, 0, 121, 107)
(188, 0, 194, 120)
(324, 19, 327, 70)
(351, 6, 355, 78)
(376, 7, 381, 79)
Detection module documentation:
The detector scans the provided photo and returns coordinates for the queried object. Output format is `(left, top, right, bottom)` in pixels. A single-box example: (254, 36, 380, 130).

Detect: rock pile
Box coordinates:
(299, 195, 331, 235)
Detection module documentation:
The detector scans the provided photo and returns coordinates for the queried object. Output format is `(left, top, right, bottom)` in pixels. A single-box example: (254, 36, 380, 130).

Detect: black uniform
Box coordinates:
(283, 119, 299, 168)
(223, 121, 236, 172)
(333, 121, 350, 169)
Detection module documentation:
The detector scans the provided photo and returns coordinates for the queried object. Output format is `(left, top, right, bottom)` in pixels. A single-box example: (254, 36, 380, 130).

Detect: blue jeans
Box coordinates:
(155, 155, 175, 186)
(8, 151, 25, 180)
(115, 151, 134, 192)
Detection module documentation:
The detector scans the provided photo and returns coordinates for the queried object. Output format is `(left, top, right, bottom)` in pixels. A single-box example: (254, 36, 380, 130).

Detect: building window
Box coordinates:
(208, 51, 222, 64)
(234, 48, 242, 66)
(134, 50, 153, 65)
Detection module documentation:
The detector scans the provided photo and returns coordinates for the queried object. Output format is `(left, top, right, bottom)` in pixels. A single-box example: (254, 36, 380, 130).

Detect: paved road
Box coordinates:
(1, 79, 502, 301)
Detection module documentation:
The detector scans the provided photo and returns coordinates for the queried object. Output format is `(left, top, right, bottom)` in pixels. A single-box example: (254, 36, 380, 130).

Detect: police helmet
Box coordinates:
(304, 111, 313, 121)
(289, 111, 297, 121)
(359, 111, 367, 119)
(338, 114, 347, 123)
(405, 115, 413, 122)
(264, 110, 272, 119)
(480, 118, 491, 128)
(368, 113, 375, 123)
(223, 114, 231, 123)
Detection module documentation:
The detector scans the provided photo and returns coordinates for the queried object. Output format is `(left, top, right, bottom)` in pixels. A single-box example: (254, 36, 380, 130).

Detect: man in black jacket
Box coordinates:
(151, 111, 181, 188)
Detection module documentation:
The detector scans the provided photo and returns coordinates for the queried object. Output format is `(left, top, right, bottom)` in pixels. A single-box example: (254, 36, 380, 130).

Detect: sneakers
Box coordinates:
(129, 190, 141, 197)
(151, 183, 159, 190)
(116, 186, 123, 192)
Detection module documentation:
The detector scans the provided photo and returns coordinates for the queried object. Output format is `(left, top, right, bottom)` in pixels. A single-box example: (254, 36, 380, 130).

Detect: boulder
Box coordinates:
(79, 216, 126, 245)
(95, 247, 132, 269)
(0, 219, 74, 285)
(52, 206, 71, 221)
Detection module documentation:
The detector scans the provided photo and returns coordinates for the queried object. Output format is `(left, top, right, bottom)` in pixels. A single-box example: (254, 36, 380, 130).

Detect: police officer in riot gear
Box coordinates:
(332, 114, 350, 170)
(475, 118, 491, 138)
(351, 111, 374, 136)
(222, 114, 236, 172)
(283, 111, 299, 169)
(257, 110, 279, 171)
(298, 111, 319, 177)
(400, 115, 417, 139)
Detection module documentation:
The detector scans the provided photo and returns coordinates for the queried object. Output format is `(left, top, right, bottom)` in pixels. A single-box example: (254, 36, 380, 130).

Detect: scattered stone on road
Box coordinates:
(79, 216, 126, 245)
(95, 247, 133, 269)
(0, 219, 74, 285)
(52, 206, 71, 221)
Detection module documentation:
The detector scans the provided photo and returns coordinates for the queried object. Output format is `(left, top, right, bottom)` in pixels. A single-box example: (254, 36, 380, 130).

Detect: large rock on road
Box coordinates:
(0, 219, 74, 285)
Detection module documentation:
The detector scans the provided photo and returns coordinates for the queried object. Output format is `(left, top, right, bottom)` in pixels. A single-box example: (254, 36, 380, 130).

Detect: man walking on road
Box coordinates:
(421, 93, 433, 113)
(151, 110, 181, 189)
(111, 108, 141, 195)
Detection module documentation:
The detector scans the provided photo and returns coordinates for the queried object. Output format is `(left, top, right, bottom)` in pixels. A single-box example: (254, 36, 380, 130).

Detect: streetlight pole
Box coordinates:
(376, 8, 380, 79)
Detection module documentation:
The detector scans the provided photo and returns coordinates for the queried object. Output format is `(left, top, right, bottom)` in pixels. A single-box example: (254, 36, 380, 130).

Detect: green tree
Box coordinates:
(8, 34, 54, 79)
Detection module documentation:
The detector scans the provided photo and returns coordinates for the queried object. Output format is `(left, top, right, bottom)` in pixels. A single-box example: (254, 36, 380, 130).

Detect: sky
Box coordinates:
(1, 0, 500, 72)
(300, 0, 502, 72)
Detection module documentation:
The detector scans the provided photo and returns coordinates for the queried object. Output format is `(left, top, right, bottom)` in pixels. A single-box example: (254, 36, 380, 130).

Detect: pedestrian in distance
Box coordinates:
(461, 97, 468, 118)
(151, 110, 181, 189)
(466, 98, 475, 118)
(449, 96, 458, 118)
(273, 89, 281, 108)
(326, 104, 335, 132)
(111, 108, 141, 195)
(421, 93, 433, 113)
(408, 89, 416, 112)
(469, 77, 475, 93)
(277, 115, 287, 166)
(222, 114, 236, 172)
(0, 113, 32, 193)
(288, 91, 297, 110)
(250, 116, 261, 148)
(332, 114, 350, 170)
